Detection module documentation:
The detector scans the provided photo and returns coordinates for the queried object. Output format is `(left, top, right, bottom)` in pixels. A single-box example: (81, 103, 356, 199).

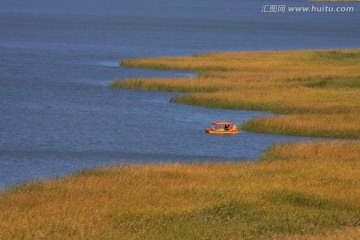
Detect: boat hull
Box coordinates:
(205, 128, 239, 134)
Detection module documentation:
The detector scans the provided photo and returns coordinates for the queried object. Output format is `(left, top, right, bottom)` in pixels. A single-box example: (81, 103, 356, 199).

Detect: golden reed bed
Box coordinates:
(1, 50, 359, 239)
(113, 49, 360, 139)
(1, 142, 359, 239)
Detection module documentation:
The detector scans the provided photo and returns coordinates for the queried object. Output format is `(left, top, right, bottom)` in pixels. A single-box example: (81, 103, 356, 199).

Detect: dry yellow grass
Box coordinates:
(113, 49, 360, 139)
(1, 50, 359, 239)
(1, 142, 359, 239)
(242, 113, 360, 138)
(267, 226, 360, 240)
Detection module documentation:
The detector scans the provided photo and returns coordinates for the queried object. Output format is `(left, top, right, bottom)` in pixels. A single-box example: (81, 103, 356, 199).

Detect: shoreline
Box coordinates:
(114, 49, 360, 140)
(2, 49, 359, 239)
(1, 141, 359, 239)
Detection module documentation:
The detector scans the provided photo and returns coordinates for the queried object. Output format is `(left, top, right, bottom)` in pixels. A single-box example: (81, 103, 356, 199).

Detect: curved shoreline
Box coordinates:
(1, 141, 359, 239)
(113, 49, 360, 139)
(1, 49, 359, 239)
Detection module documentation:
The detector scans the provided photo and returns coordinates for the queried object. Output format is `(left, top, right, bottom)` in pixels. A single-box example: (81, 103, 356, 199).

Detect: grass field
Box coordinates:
(2, 49, 358, 239)
(1, 141, 359, 239)
(112, 49, 360, 139)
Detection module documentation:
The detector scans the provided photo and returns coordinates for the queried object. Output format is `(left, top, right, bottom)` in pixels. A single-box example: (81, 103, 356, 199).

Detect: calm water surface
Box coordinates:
(0, 0, 359, 189)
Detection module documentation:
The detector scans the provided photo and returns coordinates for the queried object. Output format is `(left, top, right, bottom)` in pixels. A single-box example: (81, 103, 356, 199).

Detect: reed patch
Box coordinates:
(113, 49, 360, 139)
(1, 142, 359, 239)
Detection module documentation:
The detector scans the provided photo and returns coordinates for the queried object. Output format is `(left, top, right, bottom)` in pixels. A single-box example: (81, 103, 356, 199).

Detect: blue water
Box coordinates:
(0, 0, 359, 189)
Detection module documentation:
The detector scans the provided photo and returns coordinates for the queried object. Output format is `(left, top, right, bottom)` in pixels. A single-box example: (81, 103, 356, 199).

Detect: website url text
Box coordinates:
(261, 5, 355, 13)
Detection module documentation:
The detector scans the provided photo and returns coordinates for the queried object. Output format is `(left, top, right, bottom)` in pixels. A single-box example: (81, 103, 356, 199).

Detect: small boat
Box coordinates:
(205, 121, 239, 134)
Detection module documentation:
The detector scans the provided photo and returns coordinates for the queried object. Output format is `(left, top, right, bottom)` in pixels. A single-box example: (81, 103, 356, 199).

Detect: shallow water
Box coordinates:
(0, 0, 359, 189)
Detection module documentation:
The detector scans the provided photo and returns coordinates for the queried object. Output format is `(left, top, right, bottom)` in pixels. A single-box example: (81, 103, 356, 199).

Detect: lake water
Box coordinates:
(0, 0, 359, 189)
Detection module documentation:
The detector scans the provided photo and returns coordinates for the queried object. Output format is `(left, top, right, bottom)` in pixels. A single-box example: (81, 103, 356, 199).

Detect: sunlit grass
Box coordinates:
(1, 142, 359, 239)
(1, 50, 359, 239)
(242, 113, 360, 139)
(113, 49, 360, 139)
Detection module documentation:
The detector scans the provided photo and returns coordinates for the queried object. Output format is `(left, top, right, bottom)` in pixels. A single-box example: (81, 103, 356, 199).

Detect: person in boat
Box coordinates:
(224, 124, 230, 130)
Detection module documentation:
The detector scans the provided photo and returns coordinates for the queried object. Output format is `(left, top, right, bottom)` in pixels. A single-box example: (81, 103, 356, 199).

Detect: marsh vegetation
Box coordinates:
(2, 50, 359, 239)
(113, 49, 360, 139)
(1, 142, 359, 239)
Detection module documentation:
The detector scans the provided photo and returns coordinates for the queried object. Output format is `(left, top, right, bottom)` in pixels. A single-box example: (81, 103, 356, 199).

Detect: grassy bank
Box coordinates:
(112, 49, 360, 139)
(1, 141, 359, 239)
(2, 50, 358, 240)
